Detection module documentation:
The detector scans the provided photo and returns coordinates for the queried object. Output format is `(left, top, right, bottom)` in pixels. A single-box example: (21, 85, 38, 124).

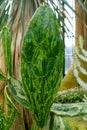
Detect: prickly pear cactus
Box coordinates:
(21, 5, 64, 128)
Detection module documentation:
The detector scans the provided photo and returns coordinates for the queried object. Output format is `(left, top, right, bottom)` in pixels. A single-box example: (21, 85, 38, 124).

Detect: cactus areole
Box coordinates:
(21, 5, 64, 128)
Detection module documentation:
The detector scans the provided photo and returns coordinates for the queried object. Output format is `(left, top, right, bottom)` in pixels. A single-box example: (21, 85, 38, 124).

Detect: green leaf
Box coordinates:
(52, 115, 71, 130)
(62, 118, 71, 130)
(1, 86, 18, 130)
(21, 5, 64, 128)
(4, 85, 18, 111)
(1, 27, 12, 76)
(51, 102, 87, 117)
(0, 0, 9, 31)
(8, 77, 29, 109)
(0, 69, 7, 81)
(53, 116, 65, 130)
(0, 105, 16, 130)
(54, 87, 87, 103)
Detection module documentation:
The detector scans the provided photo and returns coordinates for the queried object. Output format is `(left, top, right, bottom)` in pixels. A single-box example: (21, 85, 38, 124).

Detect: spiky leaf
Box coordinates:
(21, 5, 64, 128)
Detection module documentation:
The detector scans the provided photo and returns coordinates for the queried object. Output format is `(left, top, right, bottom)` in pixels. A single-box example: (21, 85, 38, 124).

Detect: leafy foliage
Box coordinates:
(21, 5, 64, 128)
(8, 77, 28, 108)
(55, 87, 87, 103)
(0, 0, 9, 31)
(0, 27, 19, 129)
(51, 102, 87, 117)
(52, 116, 71, 130)
(0, 106, 16, 130)
(0, 85, 18, 130)
(1, 27, 12, 76)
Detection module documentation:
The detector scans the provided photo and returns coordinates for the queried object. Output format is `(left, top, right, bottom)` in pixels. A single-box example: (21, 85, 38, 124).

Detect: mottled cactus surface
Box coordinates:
(21, 5, 64, 128)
